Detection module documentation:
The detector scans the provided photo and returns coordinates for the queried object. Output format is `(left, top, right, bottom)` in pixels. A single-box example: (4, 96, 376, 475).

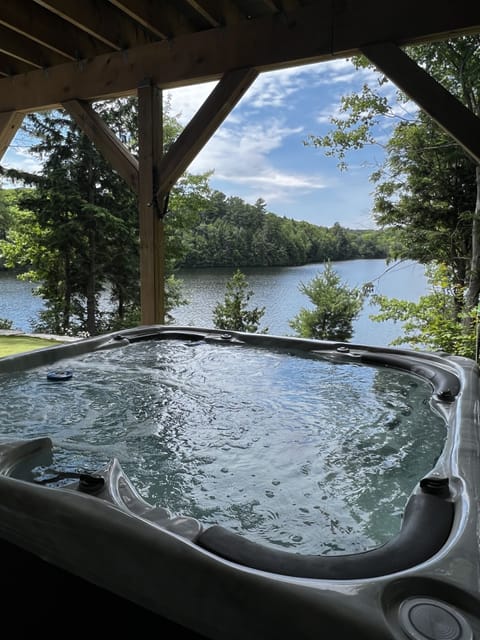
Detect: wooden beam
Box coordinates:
(0, 111, 24, 161)
(158, 67, 258, 193)
(361, 42, 480, 164)
(62, 99, 139, 192)
(138, 81, 165, 325)
(1, 0, 479, 113)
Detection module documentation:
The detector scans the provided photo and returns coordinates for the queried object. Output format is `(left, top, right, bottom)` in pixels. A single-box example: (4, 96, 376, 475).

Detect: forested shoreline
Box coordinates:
(0, 186, 390, 273)
(179, 192, 390, 268)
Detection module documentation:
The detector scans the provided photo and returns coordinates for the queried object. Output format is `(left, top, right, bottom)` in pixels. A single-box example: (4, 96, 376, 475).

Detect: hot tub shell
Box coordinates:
(0, 325, 479, 639)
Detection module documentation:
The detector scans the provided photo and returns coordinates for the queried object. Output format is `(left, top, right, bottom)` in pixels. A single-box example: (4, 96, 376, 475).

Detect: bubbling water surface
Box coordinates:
(0, 340, 446, 554)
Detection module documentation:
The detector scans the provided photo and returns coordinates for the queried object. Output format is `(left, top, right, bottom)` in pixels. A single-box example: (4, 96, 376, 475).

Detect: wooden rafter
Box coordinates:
(62, 99, 139, 192)
(33, 0, 154, 51)
(259, 1, 281, 13)
(0, 0, 110, 60)
(107, 0, 167, 39)
(0, 24, 69, 68)
(1, 1, 479, 114)
(361, 42, 480, 164)
(209, 0, 245, 24)
(183, 1, 220, 28)
(157, 67, 258, 194)
(109, 0, 197, 39)
(0, 52, 37, 76)
(175, 1, 246, 29)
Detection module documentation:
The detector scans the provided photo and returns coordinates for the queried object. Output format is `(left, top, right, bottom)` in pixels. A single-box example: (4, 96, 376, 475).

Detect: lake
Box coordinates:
(0, 259, 427, 347)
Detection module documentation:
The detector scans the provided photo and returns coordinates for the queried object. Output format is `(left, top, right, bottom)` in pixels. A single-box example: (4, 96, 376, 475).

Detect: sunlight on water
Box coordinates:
(0, 340, 446, 554)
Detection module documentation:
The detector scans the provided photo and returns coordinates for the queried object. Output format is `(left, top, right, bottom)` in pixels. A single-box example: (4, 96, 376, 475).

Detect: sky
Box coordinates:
(3, 58, 405, 230)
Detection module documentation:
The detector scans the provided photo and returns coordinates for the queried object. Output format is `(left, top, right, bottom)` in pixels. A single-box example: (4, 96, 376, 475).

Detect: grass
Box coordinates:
(0, 335, 60, 358)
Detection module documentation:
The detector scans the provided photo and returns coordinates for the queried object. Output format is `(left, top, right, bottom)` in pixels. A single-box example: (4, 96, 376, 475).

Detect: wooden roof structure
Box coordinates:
(0, 0, 480, 324)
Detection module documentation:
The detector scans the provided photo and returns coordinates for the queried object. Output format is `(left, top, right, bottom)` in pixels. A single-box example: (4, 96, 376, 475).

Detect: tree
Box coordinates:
(1, 109, 136, 335)
(0, 189, 12, 242)
(289, 262, 363, 341)
(213, 269, 266, 333)
(1, 98, 211, 334)
(370, 264, 477, 358)
(180, 190, 388, 268)
(305, 36, 480, 354)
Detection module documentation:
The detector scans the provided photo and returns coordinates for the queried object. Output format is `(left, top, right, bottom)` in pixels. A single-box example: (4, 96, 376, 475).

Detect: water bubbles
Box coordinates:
(1, 339, 447, 555)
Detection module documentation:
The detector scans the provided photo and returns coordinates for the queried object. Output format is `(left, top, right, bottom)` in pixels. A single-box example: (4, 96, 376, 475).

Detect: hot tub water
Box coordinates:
(0, 339, 446, 555)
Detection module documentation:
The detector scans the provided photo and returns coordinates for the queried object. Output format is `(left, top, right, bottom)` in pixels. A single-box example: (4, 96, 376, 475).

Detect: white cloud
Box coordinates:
(166, 81, 218, 124)
(2, 145, 42, 175)
(246, 66, 316, 109)
(186, 116, 328, 202)
(314, 100, 347, 125)
(213, 168, 330, 215)
(226, 172, 326, 189)
(167, 59, 373, 123)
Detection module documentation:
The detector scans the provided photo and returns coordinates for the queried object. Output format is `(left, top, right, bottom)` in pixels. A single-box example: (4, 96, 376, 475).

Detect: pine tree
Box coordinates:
(213, 269, 266, 333)
(289, 262, 363, 341)
(1, 99, 210, 334)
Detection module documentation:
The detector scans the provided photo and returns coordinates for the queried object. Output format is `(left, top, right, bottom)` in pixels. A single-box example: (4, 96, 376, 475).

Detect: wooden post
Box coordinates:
(138, 80, 165, 325)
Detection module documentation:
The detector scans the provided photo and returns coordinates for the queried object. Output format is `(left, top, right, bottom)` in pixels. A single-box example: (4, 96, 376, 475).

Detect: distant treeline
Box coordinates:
(179, 191, 391, 268)
(1, 187, 391, 273)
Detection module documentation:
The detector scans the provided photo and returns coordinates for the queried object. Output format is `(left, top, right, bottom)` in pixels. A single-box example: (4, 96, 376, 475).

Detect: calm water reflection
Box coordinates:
(172, 259, 426, 347)
(0, 259, 427, 347)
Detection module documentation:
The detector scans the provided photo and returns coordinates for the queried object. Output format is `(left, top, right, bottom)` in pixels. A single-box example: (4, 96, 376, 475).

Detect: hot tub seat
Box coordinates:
(0, 436, 454, 581)
(197, 491, 454, 580)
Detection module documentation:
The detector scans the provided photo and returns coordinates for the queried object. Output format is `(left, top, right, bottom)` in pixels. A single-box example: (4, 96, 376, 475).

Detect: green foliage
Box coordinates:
(289, 262, 364, 341)
(305, 36, 480, 356)
(370, 264, 477, 358)
(0, 188, 27, 268)
(213, 270, 266, 333)
(181, 191, 389, 268)
(0, 318, 13, 330)
(372, 114, 476, 288)
(0, 190, 12, 242)
(0, 98, 210, 335)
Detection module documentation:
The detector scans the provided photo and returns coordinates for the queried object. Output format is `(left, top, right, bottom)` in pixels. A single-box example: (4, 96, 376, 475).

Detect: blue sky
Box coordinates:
(3, 59, 406, 229)
(166, 59, 389, 229)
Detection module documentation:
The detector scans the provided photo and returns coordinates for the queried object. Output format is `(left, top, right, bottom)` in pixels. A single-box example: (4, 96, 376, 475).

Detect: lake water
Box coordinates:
(172, 260, 427, 347)
(0, 259, 427, 347)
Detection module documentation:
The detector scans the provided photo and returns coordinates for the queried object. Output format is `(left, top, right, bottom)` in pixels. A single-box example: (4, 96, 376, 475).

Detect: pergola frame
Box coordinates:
(0, 1, 479, 324)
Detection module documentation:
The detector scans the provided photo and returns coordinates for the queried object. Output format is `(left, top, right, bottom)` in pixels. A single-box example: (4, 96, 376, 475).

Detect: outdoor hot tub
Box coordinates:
(0, 325, 479, 639)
